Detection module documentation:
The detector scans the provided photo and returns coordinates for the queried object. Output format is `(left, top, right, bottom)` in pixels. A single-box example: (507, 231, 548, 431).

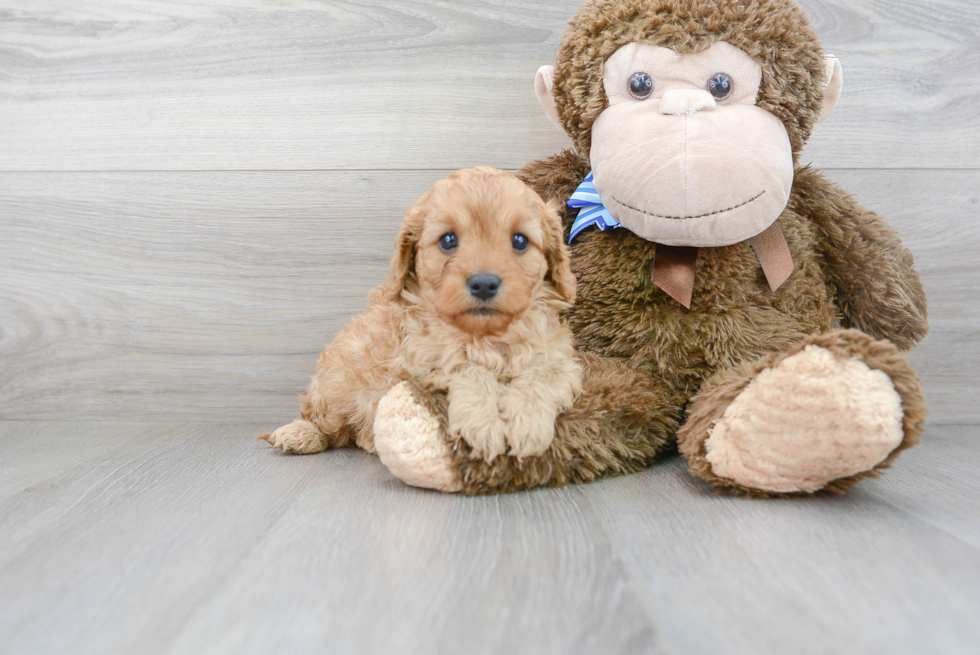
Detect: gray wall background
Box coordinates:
(1, 0, 977, 423)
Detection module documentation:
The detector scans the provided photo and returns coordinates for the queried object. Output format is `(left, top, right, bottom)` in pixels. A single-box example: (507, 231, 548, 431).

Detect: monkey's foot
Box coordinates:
(374, 382, 462, 493)
(678, 330, 926, 496)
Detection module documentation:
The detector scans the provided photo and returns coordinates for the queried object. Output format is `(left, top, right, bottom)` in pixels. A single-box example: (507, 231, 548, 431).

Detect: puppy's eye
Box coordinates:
(512, 233, 529, 253)
(438, 232, 458, 253)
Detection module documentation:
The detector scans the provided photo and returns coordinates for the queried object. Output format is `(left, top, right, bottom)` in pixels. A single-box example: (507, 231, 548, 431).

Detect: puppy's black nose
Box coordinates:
(467, 274, 501, 301)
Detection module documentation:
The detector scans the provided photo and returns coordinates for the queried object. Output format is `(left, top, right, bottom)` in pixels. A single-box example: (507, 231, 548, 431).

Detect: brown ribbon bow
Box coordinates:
(650, 223, 795, 309)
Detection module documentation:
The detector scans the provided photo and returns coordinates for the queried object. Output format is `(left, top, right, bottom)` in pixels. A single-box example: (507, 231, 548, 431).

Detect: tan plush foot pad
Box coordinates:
(704, 345, 903, 493)
(373, 382, 462, 493)
(679, 329, 927, 497)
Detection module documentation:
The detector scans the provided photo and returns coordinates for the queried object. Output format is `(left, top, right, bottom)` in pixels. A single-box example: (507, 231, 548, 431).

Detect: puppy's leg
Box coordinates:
(261, 302, 399, 455)
(500, 381, 559, 460)
(452, 352, 683, 495)
(259, 419, 334, 455)
(385, 352, 683, 495)
(447, 366, 508, 462)
(259, 382, 353, 455)
(501, 353, 583, 459)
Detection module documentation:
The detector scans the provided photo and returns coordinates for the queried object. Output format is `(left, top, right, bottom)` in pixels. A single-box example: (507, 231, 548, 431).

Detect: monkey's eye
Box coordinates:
(707, 73, 734, 100)
(439, 232, 458, 252)
(512, 233, 530, 253)
(628, 72, 655, 100)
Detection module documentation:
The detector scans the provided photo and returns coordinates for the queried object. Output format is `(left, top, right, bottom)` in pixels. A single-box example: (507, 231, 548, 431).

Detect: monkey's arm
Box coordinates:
(793, 167, 928, 351)
(450, 352, 682, 494)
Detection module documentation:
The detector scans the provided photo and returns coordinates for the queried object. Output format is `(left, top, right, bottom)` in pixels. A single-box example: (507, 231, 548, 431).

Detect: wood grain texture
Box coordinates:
(822, 169, 980, 424)
(0, 421, 977, 654)
(586, 423, 980, 655)
(0, 170, 437, 420)
(0, 422, 658, 655)
(1, 0, 978, 171)
(2, 169, 975, 422)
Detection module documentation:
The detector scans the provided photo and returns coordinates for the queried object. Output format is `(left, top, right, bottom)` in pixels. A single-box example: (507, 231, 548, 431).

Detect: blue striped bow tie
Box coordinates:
(567, 171, 622, 243)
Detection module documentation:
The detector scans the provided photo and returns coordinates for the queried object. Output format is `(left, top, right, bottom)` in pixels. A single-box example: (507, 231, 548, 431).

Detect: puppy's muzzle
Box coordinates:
(467, 274, 501, 301)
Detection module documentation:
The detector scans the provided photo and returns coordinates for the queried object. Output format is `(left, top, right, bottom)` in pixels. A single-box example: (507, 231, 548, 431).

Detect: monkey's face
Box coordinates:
(589, 42, 796, 248)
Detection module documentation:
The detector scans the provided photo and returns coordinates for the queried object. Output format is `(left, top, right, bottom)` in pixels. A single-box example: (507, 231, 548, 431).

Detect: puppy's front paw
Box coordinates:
(448, 399, 508, 463)
(258, 419, 328, 455)
(501, 392, 557, 459)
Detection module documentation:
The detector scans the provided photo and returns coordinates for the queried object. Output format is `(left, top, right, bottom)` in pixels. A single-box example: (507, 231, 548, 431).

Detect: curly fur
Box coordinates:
(418, 352, 681, 495)
(260, 168, 582, 461)
(268, 0, 930, 499)
(442, 152, 926, 496)
(442, 0, 929, 497)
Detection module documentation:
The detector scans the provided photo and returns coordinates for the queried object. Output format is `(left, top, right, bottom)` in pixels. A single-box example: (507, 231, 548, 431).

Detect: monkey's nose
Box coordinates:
(467, 274, 501, 301)
(659, 89, 717, 116)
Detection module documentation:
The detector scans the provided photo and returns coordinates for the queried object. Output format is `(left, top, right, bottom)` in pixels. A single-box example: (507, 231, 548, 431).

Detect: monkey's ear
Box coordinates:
(542, 199, 576, 304)
(382, 206, 423, 303)
(815, 55, 844, 128)
(535, 65, 563, 130)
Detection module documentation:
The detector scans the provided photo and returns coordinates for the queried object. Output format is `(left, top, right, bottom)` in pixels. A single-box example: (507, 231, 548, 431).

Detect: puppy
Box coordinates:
(260, 167, 582, 462)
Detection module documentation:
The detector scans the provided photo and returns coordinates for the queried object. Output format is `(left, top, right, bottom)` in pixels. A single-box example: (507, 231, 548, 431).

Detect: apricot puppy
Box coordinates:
(261, 167, 582, 463)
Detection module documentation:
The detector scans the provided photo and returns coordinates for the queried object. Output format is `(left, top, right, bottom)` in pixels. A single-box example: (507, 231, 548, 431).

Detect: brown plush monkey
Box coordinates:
(372, 0, 928, 497)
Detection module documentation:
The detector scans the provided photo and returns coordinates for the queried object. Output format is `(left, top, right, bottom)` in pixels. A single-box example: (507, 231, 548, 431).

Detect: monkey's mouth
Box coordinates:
(610, 190, 766, 221)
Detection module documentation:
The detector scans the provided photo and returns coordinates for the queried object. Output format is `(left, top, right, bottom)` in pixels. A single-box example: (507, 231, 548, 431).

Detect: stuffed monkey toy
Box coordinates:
(373, 0, 929, 497)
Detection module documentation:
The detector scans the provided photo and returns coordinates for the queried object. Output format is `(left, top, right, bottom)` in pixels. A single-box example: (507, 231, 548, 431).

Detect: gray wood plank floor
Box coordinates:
(1, 421, 978, 655)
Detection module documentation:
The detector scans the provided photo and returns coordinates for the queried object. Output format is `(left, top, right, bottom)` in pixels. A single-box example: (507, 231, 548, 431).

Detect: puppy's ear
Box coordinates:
(541, 198, 576, 304)
(382, 205, 424, 302)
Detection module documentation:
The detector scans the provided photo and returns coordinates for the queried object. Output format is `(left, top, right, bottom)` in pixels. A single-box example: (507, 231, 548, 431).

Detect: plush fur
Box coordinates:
(301, 0, 928, 498)
(430, 150, 927, 496)
(552, 0, 827, 157)
(398, 351, 681, 495)
(401, 0, 928, 497)
(679, 330, 926, 497)
(260, 167, 582, 462)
